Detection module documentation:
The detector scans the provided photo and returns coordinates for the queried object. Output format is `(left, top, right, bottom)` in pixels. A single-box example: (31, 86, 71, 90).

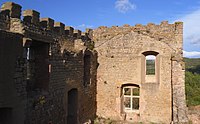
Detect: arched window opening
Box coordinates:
(142, 51, 159, 83)
(122, 84, 140, 111)
(146, 55, 156, 75)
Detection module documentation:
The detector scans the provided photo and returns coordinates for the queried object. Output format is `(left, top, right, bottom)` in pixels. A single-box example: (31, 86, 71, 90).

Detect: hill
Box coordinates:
(184, 58, 200, 106)
(184, 58, 200, 74)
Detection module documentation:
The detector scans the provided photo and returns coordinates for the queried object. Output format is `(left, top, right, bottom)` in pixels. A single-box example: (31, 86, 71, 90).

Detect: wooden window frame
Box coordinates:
(123, 86, 140, 112)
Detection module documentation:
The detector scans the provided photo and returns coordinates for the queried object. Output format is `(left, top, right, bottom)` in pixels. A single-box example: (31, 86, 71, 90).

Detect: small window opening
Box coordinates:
(26, 47, 31, 79)
(146, 55, 156, 75)
(123, 85, 140, 111)
(27, 47, 30, 60)
(48, 64, 51, 73)
(49, 44, 52, 56)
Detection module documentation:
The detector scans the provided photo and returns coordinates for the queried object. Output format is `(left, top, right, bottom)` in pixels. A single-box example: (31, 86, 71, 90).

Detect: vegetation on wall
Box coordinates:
(184, 58, 200, 106)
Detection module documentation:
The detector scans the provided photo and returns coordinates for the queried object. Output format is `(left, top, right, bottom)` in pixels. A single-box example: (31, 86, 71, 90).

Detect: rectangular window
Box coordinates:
(123, 86, 140, 111)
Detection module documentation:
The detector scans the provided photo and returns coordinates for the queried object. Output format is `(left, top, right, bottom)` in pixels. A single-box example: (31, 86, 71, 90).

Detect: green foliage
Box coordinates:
(185, 72, 200, 106)
(185, 58, 200, 106)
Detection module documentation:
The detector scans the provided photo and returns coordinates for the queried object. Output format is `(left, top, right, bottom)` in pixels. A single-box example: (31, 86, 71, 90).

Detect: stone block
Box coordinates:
(40, 17, 54, 30)
(1, 2, 22, 18)
(54, 22, 65, 35)
(65, 26, 74, 36)
(23, 10, 40, 25)
(73, 29, 81, 38)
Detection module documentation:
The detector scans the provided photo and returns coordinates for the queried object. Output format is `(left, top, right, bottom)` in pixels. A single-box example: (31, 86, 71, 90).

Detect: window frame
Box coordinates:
(123, 85, 140, 112)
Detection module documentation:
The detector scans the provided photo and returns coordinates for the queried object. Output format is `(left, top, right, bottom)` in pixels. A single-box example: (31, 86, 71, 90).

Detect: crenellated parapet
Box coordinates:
(0, 2, 93, 47)
(93, 21, 183, 52)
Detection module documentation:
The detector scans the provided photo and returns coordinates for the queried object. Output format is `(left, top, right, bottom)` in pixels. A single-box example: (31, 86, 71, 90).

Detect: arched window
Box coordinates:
(122, 84, 140, 111)
(142, 51, 160, 83)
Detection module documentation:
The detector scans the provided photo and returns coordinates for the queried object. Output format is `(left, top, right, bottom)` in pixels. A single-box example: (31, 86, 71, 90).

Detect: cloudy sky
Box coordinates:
(1, 0, 200, 58)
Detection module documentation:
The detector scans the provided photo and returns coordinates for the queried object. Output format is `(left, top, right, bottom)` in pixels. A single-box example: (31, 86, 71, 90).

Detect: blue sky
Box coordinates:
(1, 0, 200, 58)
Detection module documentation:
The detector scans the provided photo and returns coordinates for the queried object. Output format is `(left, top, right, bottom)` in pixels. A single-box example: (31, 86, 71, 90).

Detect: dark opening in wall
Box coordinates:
(83, 54, 91, 86)
(67, 89, 78, 124)
(27, 41, 50, 91)
(0, 108, 12, 124)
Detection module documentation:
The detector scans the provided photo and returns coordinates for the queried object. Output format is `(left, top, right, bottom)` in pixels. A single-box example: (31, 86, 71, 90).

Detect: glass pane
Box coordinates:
(124, 88, 131, 95)
(132, 88, 139, 96)
(124, 97, 131, 109)
(146, 55, 156, 75)
(132, 98, 139, 110)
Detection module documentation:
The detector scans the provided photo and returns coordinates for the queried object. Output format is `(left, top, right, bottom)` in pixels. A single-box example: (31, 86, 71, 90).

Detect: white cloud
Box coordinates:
(183, 50, 200, 58)
(176, 9, 200, 45)
(115, 0, 136, 13)
(77, 24, 93, 29)
(76, 24, 93, 31)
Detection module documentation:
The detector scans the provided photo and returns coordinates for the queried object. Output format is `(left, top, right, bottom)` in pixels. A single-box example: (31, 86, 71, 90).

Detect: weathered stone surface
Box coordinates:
(40, 18, 54, 30)
(93, 22, 188, 123)
(1, 2, 22, 18)
(23, 10, 40, 25)
(0, 2, 97, 124)
(0, 1, 188, 124)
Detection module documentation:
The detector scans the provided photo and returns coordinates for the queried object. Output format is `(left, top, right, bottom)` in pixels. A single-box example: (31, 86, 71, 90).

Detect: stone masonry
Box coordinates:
(0, 2, 97, 124)
(93, 23, 188, 123)
(0, 1, 188, 124)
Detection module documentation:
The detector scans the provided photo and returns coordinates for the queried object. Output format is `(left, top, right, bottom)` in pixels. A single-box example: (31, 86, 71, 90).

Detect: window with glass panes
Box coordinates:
(123, 86, 140, 111)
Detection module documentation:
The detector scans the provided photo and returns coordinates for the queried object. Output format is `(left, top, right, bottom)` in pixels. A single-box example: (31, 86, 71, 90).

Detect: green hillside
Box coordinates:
(184, 58, 200, 70)
(184, 58, 200, 106)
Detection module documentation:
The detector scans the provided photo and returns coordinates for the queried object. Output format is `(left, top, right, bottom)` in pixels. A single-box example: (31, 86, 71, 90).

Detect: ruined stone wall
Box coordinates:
(0, 1, 188, 124)
(93, 22, 188, 123)
(0, 2, 97, 124)
(0, 30, 25, 124)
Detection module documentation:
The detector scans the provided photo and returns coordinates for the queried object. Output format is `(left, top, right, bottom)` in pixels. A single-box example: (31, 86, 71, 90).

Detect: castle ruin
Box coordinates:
(0, 2, 188, 124)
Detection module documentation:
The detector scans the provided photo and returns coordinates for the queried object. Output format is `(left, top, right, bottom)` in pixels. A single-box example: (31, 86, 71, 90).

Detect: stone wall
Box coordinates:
(0, 1, 188, 124)
(0, 2, 97, 124)
(93, 22, 188, 123)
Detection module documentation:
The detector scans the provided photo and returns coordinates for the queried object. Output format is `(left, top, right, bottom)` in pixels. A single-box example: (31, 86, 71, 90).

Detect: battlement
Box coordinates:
(0, 1, 188, 124)
(0, 2, 93, 41)
(93, 21, 183, 49)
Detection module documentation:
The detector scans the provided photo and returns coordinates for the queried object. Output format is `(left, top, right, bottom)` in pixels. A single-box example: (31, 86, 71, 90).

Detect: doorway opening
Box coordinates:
(67, 89, 78, 124)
